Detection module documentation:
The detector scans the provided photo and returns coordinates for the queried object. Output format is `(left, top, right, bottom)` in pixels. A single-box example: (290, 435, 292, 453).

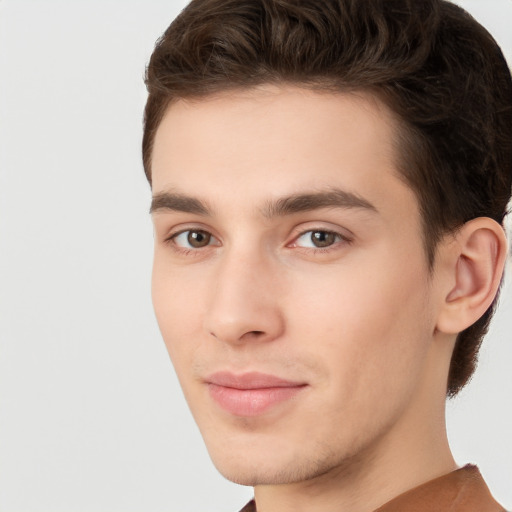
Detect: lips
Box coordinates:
(205, 371, 307, 417)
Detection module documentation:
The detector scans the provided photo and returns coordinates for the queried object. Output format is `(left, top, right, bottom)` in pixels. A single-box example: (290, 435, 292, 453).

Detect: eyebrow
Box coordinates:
(150, 192, 211, 215)
(261, 188, 378, 218)
(150, 188, 378, 217)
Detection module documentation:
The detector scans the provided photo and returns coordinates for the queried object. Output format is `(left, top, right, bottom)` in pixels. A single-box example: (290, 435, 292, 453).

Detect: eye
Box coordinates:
(171, 229, 218, 249)
(293, 230, 344, 249)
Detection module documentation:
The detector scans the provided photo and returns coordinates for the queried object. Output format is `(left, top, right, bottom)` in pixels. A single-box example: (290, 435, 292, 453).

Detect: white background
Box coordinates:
(0, 1, 511, 511)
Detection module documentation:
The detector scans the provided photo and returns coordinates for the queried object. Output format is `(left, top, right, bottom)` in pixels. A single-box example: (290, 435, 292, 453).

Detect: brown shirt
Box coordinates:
(238, 465, 507, 512)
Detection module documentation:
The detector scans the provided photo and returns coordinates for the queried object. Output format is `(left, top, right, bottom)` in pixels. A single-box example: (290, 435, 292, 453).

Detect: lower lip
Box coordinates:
(207, 384, 305, 417)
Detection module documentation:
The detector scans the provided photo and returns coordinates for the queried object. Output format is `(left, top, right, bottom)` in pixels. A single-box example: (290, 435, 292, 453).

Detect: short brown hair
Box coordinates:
(143, 0, 512, 396)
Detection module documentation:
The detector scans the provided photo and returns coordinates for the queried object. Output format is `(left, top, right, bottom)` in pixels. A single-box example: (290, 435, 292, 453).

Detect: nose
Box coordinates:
(203, 249, 285, 345)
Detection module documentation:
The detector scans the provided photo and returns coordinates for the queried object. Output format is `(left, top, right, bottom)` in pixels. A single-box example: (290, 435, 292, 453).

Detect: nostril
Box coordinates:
(242, 330, 267, 341)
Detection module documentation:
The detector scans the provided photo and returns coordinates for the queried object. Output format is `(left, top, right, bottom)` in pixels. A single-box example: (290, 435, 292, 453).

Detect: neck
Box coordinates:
(254, 413, 455, 512)
(254, 433, 455, 512)
(253, 336, 457, 512)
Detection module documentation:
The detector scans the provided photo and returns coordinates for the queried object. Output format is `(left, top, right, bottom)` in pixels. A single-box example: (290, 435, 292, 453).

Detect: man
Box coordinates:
(143, 0, 511, 510)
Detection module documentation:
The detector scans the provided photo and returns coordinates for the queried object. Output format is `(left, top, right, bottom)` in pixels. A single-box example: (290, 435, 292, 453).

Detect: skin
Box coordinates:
(149, 86, 505, 512)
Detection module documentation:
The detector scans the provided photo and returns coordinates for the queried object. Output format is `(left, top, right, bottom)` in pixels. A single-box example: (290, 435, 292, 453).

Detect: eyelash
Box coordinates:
(164, 227, 352, 255)
(290, 229, 352, 252)
(164, 229, 219, 255)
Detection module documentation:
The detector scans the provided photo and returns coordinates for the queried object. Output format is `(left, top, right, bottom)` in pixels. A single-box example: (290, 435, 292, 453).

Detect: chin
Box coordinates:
(213, 460, 315, 486)
(207, 439, 348, 486)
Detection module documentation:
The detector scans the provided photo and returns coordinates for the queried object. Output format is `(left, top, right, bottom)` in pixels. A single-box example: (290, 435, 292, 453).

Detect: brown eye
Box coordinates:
(310, 231, 337, 247)
(293, 229, 343, 249)
(186, 230, 211, 248)
(171, 229, 216, 249)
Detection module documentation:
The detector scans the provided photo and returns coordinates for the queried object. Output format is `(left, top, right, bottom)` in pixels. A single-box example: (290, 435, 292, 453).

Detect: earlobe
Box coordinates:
(436, 218, 508, 334)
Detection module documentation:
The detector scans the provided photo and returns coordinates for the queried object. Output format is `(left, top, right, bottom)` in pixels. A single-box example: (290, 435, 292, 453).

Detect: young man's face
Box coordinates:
(150, 86, 449, 486)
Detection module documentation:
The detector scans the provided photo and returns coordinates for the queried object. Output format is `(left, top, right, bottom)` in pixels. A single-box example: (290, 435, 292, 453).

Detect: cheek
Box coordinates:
(286, 255, 433, 398)
(151, 258, 208, 367)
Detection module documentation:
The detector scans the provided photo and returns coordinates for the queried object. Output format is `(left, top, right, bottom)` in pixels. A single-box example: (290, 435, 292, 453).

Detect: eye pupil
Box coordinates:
(187, 230, 211, 248)
(311, 231, 335, 247)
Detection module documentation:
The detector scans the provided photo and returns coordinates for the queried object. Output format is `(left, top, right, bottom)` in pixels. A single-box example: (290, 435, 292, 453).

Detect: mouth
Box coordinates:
(205, 371, 308, 417)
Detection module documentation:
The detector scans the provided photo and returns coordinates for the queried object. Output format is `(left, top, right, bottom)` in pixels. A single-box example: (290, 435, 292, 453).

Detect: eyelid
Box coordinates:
(287, 223, 354, 247)
(289, 230, 348, 250)
(161, 221, 216, 239)
(160, 222, 352, 253)
(163, 225, 221, 250)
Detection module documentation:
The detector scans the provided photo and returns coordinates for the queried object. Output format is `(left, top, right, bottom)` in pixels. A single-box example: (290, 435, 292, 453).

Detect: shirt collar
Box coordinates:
(238, 465, 505, 512)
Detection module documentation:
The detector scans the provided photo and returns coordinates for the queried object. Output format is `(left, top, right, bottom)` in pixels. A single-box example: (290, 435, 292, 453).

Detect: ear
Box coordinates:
(436, 217, 508, 334)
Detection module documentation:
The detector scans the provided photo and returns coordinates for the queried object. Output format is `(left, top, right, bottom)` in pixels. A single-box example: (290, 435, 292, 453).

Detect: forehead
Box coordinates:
(150, 85, 413, 218)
